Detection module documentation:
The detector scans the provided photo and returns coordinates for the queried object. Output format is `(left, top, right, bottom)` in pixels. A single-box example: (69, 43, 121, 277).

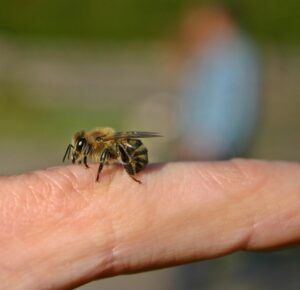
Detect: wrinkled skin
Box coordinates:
(1, 159, 300, 290)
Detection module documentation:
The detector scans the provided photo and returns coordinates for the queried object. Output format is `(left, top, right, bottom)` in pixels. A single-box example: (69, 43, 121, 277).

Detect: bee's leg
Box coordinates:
(83, 156, 89, 168)
(118, 144, 142, 184)
(127, 171, 142, 184)
(96, 149, 109, 182)
(63, 144, 73, 162)
(68, 145, 74, 160)
(83, 144, 91, 168)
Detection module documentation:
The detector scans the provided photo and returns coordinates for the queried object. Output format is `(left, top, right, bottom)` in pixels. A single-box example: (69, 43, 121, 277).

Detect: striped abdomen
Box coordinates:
(118, 139, 148, 175)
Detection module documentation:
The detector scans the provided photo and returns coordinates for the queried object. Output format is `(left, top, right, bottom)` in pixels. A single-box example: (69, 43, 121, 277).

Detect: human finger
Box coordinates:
(0, 159, 299, 289)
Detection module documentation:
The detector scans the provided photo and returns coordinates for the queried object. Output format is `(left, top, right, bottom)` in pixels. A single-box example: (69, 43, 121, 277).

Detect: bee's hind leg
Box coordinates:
(130, 174, 142, 184)
(118, 146, 142, 184)
(122, 163, 141, 183)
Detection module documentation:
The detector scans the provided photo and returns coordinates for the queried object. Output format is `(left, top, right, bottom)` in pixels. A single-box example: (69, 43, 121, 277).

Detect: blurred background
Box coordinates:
(0, 0, 299, 289)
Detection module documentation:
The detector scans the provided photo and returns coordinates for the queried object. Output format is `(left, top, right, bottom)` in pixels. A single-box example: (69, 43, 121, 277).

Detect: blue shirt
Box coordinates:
(179, 34, 261, 158)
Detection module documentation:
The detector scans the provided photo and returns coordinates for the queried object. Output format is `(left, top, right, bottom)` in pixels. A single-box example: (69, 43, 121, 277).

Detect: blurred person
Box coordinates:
(172, 5, 261, 160)
(169, 5, 262, 290)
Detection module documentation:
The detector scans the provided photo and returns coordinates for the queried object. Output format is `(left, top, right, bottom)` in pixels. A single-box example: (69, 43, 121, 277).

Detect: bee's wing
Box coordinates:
(103, 131, 163, 141)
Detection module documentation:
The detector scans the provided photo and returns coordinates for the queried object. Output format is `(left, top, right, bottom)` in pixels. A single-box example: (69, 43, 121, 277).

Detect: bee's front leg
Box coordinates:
(62, 144, 73, 162)
(83, 156, 89, 168)
(96, 149, 109, 182)
(83, 144, 91, 168)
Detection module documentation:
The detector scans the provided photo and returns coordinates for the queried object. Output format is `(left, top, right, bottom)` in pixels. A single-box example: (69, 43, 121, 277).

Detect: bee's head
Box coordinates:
(72, 131, 88, 163)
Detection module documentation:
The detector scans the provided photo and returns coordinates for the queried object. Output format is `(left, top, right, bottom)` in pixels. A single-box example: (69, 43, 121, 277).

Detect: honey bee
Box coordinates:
(63, 127, 162, 183)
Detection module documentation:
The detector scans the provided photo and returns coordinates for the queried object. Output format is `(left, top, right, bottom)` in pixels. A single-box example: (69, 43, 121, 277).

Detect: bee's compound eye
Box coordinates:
(76, 137, 86, 151)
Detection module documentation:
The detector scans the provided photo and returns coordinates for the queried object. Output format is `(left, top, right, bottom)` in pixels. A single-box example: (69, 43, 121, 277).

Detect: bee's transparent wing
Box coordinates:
(103, 131, 163, 141)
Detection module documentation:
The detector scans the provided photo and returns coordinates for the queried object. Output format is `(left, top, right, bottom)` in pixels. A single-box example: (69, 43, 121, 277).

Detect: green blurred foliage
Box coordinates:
(230, 0, 300, 45)
(0, 0, 298, 44)
(0, 96, 125, 143)
(0, 0, 183, 41)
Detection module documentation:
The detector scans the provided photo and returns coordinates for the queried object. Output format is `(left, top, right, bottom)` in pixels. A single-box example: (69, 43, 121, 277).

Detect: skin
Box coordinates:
(1, 159, 300, 290)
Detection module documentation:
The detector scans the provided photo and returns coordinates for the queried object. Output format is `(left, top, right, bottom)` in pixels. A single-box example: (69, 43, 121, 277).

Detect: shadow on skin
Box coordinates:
(64, 161, 168, 186)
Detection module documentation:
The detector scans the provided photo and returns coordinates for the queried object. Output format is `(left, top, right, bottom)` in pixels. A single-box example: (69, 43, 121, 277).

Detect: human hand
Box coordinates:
(1, 159, 300, 289)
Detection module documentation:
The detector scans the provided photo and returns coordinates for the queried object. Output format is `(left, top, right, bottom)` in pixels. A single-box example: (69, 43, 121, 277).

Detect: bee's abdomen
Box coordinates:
(123, 139, 148, 173)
